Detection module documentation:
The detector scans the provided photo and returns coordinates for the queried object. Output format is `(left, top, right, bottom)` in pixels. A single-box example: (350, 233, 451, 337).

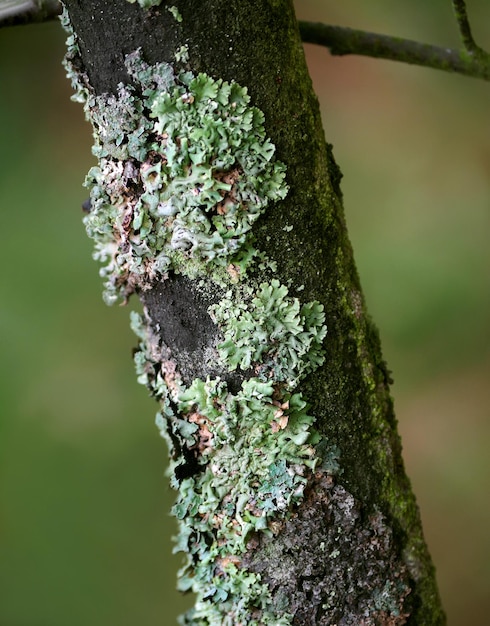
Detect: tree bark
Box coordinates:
(62, 0, 445, 623)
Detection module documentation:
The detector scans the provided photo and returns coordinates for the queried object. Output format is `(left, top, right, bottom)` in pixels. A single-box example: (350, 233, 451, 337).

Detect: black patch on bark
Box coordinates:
(141, 274, 249, 393)
(64, 0, 182, 96)
(144, 274, 217, 354)
(174, 446, 201, 480)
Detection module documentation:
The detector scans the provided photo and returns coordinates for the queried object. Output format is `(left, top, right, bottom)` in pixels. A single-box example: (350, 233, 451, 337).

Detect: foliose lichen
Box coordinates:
(210, 279, 327, 388)
(60, 6, 90, 104)
(62, 7, 329, 623)
(131, 310, 322, 625)
(82, 49, 287, 304)
(167, 5, 183, 22)
(126, 0, 163, 8)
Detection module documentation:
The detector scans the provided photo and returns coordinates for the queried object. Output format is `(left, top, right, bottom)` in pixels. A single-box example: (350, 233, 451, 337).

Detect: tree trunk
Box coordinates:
(61, 0, 445, 623)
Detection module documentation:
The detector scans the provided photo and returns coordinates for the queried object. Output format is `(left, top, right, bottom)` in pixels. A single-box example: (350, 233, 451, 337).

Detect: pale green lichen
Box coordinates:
(130, 259, 327, 624)
(175, 44, 189, 64)
(62, 15, 330, 620)
(132, 311, 322, 625)
(167, 5, 183, 22)
(126, 0, 163, 8)
(210, 279, 327, 388)
(82, 50, 287, 303)
(60, 6, 90, 104)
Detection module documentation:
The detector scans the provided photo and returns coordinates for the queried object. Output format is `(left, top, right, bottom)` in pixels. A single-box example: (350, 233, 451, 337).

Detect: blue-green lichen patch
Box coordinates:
(63, 21, 329, 622)
(131, 310, 321, 624)
(210, 279, 327, 388)
(80, 50, 287, 303)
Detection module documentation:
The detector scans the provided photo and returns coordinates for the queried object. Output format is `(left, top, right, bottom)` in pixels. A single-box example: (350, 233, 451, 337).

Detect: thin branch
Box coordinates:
(452, 0, 481, 54)
(0, 0, 61, 28)
(299, 22, 490, 82)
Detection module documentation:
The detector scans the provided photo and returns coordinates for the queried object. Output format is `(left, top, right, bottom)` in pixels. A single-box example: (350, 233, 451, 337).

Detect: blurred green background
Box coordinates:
(0, 1, 489, 624)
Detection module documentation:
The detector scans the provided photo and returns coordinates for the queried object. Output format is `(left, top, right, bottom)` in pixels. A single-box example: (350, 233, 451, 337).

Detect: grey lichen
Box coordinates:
(242, 472, 412, 625)
(62, 9, 329, 623)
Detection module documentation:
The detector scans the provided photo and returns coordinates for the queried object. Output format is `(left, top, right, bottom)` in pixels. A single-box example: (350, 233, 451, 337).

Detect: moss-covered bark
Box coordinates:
(62, 0, 445, 623)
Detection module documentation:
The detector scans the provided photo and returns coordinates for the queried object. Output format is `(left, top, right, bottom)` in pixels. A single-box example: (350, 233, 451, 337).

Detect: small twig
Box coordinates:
(452, 0, 480, 54)
(299, 22, 490, 82)
(0, 0, 61, 28)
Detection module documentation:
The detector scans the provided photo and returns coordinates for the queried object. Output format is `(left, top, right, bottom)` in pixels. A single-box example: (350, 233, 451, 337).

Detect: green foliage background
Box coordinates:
(1, 1, 489, 624)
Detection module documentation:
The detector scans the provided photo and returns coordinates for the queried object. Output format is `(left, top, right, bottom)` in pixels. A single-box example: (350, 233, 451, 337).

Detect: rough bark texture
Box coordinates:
(63, 0, 445, 623)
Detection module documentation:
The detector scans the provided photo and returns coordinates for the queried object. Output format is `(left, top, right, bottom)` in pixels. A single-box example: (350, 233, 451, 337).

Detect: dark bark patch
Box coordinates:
(141, 274, 249, 393)
(144, 274, 216, 354)
(64, 0, 182, 96)
(243, 471, 412, 625)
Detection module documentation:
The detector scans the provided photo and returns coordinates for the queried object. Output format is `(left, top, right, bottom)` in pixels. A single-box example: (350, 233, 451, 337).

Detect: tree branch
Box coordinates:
(0, 0, 61, 28)
(452, 0, 480, 54)
(299, 22, 490, 82)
